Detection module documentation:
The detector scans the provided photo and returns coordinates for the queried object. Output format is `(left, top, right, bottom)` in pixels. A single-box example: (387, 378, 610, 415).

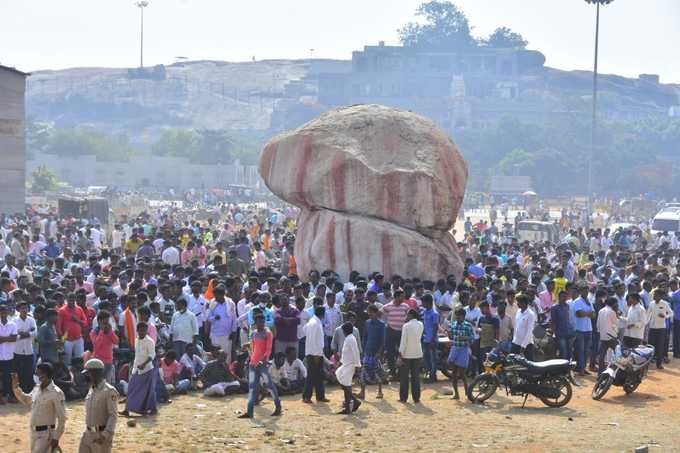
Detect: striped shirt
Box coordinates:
(381, 302, 410, 331)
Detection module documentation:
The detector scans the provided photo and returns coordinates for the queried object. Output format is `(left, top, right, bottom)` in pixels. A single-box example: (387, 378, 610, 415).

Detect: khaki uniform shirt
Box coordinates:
(84, 381, 119, 440)
(14, 381, 66, 440)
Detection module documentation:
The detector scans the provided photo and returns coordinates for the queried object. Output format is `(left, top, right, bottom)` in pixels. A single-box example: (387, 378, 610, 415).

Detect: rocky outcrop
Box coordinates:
(260, 104, 468, 280)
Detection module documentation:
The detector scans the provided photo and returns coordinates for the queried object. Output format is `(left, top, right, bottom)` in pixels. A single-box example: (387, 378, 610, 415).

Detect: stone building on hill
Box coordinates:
(316, 42, 547, 130)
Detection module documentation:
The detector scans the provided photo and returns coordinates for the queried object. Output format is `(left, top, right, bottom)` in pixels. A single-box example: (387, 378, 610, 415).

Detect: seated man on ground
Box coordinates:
(280, 346, 306, 395)
(161, 350, 190, 394)
(179, 343, 206, 389)
(202, 350, 247, 396)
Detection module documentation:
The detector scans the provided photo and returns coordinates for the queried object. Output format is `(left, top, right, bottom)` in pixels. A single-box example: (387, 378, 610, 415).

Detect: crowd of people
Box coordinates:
(0, 202, 679, 451)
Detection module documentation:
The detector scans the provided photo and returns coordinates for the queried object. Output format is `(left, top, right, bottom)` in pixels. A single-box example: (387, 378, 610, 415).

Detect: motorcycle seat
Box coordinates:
(524, 359, 571, 373)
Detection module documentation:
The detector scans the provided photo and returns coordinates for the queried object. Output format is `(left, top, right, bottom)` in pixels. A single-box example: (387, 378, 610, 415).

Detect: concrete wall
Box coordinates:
(27, 151, 260, 191)
(0, 67, 27, 214)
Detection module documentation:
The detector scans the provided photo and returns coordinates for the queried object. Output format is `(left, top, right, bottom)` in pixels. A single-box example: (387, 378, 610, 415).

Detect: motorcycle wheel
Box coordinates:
(539, 376, 572, 408)
(466, 373, 498, 403)
(623, 381, 640, 394)
(591, 374, 613, 401)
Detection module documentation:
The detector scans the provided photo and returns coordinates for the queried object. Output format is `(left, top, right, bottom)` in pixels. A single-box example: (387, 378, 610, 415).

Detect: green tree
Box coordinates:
(483, 27, 528, 49)
(44, 128, 135, 161)
(152, 129, 199, 158)
(29, 165, 60, 193)
(152, 128, 262, 164)
(398, 1, 476, 50)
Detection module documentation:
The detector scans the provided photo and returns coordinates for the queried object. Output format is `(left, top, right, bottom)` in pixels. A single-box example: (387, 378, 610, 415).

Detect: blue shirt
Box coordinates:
(247, 305, 274, 328)
(570, 297, 593, 332)
(422, 308, 440, 343)
(671, 289, 680, 321)
(363, 319, 386, 356)
(551, 303, 573, 338)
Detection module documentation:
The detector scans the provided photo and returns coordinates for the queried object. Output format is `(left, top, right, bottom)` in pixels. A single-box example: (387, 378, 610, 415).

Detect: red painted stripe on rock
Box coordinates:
(345, 218, 353, 271)
(381, 232, 392, 277)
(330, 151, 346, 211)
(295, 136, 313, 208)
(327, 215, 336, 269)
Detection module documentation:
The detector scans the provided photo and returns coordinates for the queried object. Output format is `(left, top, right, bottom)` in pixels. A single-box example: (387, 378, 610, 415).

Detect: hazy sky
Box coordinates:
(1, 0, 679, 82)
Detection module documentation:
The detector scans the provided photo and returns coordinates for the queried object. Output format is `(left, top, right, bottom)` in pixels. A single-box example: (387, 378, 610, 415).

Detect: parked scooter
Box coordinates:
(591, 343, 654, 400)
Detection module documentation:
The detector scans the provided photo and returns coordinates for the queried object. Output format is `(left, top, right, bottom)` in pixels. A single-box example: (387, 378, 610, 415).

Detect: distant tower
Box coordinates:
(135, 1, 149, 68)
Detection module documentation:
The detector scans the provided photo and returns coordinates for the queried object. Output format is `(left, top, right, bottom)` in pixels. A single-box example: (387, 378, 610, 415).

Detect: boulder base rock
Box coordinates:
(295, 210, 463, 282)
(260, 104, 467, 235)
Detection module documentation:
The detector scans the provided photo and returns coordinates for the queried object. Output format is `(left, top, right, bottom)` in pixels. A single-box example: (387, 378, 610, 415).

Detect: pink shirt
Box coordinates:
(90, 329, 119, 364)
(161, 360, 182, 384)
(538, 290, 554, 321)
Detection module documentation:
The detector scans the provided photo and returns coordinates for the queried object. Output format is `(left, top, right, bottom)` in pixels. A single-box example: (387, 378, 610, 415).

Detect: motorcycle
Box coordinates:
(467, 349, 576, 407)
(591, 343, 654, 400)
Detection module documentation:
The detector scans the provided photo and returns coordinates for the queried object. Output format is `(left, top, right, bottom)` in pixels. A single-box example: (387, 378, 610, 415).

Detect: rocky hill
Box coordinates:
(26, 59, 322, 138)
(25, 58, 680, 143)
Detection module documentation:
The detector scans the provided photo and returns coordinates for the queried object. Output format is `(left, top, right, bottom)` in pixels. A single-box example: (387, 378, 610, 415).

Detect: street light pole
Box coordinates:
(585, 0, 614, 226)
(135, 1, 149, 68)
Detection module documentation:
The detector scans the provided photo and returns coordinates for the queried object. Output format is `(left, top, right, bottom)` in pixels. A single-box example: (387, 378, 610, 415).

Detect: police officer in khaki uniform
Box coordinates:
(12, 362, 66, 453)
(79, 358, 118, 453)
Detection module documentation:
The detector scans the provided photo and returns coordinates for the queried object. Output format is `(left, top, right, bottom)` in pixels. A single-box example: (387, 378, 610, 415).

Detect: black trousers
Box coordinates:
(342, 385, 359, 411)
(14, 354, 34, 394)
(385, 328, 402, 376)
(303, 355, 325, 401)
(598, 339, 618, 373)
(0, 359, 13, 398)
(399, 358, 421, 403)
(648, 328, 666, 367)
(673, 320, 680, 358)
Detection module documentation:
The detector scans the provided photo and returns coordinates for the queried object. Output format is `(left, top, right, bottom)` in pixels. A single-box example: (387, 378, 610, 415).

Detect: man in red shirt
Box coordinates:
(90, 310, 119, 384)
(57, 293, 88, 366)
(237, 314, 281, 418)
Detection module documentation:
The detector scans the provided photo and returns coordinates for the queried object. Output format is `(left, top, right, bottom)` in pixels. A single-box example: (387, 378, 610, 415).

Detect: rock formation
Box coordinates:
(259, 104, 468, 281)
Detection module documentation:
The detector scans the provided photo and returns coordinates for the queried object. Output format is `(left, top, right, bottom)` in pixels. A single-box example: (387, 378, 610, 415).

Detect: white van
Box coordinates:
(651, 206, 680, 234)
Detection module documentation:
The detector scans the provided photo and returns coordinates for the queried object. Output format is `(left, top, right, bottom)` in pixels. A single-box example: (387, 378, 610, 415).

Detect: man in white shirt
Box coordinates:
(0, 304, 18, 403)
(398, 309, 424, 403)
(512, 294, 536, 360)
(323, 293, 343, 356)
(13, 301, 37, 393)
(647, 289, 674, 369)
(111, 225, 124, 252)
(121, 322, 157, 416)
(302, 306, 327, 403)
(186, 282, 208, 341)
(596, 297, 619, 372)
(161, 241, 181, 266)
(622, 293, 646, 349)
(170, 298, 198, 357)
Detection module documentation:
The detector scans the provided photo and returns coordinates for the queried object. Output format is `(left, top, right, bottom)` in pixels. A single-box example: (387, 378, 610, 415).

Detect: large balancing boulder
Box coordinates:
(259, 104, 468, 280)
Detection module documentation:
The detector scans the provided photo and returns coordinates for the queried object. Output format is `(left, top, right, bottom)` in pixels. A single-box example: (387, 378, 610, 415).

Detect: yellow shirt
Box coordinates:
(553, 277, 568, 299)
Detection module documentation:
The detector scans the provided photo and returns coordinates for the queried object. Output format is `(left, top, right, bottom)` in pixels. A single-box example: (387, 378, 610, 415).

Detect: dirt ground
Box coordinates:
(1, 361, 679, 453)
